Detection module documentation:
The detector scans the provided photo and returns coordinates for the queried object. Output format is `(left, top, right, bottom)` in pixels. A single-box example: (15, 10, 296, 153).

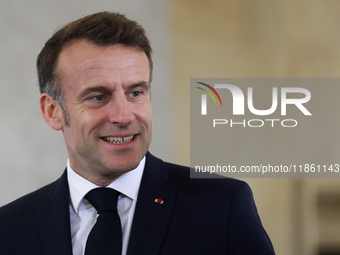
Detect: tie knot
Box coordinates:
(85, 187, 120, 213)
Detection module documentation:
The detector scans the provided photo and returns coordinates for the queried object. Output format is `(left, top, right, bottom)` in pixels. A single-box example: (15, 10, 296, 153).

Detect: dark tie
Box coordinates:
(84, 187, 122, 255)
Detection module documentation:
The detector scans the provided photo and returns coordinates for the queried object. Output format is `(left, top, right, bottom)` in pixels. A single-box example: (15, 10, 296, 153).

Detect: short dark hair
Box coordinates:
(37, 11, 153, 109)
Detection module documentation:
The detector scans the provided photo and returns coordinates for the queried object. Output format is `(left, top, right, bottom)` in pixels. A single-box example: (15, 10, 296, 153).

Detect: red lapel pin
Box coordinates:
(154, 198, 164, 204)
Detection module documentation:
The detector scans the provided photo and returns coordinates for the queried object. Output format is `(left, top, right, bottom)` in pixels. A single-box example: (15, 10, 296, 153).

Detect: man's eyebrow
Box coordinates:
(127, 81, 150, 91)
(78, 82, 150, 99)
(78, 86, 112, 99)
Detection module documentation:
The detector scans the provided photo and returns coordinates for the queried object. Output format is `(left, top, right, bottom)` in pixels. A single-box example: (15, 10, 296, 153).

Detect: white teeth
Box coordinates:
(102, 135, 134, 144)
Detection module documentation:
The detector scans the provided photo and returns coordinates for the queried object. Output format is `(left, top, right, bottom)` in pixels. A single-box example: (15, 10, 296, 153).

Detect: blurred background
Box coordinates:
(1, 1, 340, 254)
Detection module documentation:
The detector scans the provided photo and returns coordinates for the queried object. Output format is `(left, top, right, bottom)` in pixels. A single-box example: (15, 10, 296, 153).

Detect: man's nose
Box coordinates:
(108, 94, 135, 126)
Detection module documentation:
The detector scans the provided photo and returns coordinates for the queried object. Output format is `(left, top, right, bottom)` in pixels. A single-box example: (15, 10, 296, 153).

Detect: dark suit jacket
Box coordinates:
(0, 152, 275, 254)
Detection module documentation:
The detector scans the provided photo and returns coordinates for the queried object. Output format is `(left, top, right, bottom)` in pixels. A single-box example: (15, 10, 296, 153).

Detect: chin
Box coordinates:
(109, 160, 140, 173)
(104, 150, 147, 173)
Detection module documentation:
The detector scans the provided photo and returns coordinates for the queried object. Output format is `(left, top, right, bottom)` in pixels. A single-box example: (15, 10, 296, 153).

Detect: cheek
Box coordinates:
(148, 112, 153, 130)
(82, 113, 102, 125)
(68, 110, 107, 137)
(133, 98, 152, 121)
(138, 105, 153, 129)
(82, 107, 108, 123)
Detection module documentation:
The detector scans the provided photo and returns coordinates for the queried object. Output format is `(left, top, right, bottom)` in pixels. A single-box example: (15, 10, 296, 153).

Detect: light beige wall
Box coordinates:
(171, 1, 340, 254)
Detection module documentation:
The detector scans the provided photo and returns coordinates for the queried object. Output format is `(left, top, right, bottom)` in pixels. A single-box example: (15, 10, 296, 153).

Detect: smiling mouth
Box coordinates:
(101, 135, 135, 144)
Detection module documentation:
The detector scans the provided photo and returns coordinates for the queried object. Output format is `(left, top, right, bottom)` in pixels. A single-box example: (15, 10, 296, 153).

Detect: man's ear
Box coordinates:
(39, 93, 64, 130)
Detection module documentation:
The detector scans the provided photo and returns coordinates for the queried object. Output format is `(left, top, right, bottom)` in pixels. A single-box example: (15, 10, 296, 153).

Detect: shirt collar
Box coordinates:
(67, 157, 145, 213)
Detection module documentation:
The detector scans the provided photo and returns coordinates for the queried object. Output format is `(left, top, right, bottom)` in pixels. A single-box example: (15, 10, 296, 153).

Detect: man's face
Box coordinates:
(55, 40, 152, 185)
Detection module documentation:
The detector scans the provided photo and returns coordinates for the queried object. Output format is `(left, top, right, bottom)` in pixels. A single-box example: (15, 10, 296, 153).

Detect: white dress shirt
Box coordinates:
(67, 157, 145, 255)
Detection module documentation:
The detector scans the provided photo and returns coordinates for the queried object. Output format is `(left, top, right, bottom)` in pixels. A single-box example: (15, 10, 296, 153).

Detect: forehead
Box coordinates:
(56, 40, 150, 87)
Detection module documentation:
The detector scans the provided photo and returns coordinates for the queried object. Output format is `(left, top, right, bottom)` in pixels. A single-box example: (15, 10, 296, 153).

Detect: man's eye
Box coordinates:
(91, 95, 104, 101)
(130, 91, 141, 97)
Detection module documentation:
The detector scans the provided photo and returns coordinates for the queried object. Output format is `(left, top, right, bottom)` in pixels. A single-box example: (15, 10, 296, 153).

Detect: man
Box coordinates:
(0, 12, 275, 255)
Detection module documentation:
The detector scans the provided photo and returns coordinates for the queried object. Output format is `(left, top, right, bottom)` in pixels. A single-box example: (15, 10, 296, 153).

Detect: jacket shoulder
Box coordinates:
(0, 171, 67, 218)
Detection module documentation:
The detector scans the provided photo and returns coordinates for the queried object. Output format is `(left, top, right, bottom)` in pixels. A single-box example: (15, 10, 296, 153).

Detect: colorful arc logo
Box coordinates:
(196, 82, 223, 106)
(196, 82, 222, 115)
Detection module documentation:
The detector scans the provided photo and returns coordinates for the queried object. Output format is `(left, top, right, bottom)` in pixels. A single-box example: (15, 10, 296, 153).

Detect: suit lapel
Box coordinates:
(37, 170, 73, 255)
(127, 153, 176, 255)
